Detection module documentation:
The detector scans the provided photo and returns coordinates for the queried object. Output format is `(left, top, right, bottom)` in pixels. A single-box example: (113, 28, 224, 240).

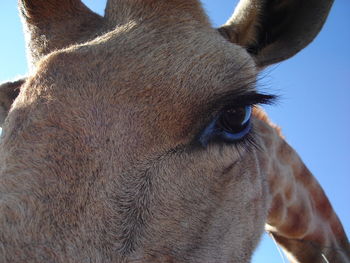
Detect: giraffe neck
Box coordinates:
(254, 109, 350, 263)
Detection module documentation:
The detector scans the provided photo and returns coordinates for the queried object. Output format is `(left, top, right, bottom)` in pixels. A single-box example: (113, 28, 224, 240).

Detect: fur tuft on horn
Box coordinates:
(19, 0, 103, 68)
(20, 0, 91, 22)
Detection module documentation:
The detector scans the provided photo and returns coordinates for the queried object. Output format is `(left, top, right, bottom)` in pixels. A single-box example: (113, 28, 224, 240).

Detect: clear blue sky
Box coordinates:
(0, 1, 349, 262)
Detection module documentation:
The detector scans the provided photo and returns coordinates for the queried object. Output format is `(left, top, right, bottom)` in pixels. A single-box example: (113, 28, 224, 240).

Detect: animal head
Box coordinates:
(1, 0, 348, 262)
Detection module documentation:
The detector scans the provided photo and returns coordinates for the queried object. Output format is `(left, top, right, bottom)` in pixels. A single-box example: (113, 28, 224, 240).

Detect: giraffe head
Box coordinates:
(0, 0, 338, 262)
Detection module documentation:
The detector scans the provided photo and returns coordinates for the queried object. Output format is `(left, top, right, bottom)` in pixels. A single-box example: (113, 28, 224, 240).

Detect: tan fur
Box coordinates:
(0, 0, 348, 262)
(0, 79, 24, 126)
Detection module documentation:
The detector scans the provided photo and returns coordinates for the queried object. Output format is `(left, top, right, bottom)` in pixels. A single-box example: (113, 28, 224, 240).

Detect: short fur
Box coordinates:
(0, 79, 24, 126)
(0, 0, 348, 262)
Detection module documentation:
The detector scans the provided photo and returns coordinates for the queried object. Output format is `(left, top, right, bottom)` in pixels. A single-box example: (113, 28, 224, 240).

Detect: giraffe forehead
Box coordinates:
(36, 19, 257, 116)
(85, 23, 256, 103)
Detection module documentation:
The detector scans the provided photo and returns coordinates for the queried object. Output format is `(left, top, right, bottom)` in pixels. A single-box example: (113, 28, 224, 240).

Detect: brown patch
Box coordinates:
(284, 181, 294, 202)
(304, 227, 327, 244)
(268, 193, 284, 226)
(280, 200, 310, 238)
(277, 140, 294, 164)
(294, 163, 313, 187)
(329, 214, 348, 241)
(309, 182, 333, 220)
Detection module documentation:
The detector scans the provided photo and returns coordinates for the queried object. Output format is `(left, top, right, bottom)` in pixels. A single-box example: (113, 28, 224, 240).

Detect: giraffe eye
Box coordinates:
(217, 105, 252, 138)
(199, 106, 252, 146)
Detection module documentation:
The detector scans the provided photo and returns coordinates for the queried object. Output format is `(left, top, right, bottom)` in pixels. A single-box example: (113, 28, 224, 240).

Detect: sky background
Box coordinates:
(0, 1, 349, 262)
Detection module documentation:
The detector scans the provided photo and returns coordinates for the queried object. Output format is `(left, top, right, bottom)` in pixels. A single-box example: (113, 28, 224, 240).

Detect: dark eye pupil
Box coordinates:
(198, 105, 252, 146)
(217, 106, 250, 133)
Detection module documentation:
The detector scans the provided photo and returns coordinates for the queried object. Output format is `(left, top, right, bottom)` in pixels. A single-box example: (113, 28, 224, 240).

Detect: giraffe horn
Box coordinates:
(253, 109, 350, 262)
(19, 0, 103, 67)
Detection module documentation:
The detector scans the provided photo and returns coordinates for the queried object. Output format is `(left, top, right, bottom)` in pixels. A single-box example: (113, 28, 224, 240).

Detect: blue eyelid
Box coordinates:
(221, 122, 252, 141)
(199, 115, 220, 147)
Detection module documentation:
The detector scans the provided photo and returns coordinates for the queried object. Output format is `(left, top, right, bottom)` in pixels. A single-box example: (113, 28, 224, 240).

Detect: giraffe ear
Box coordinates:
(218, 0, 334, 67)
(0, 79, 25, 127)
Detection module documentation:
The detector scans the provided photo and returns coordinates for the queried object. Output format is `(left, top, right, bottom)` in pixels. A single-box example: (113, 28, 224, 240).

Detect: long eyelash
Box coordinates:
(220, 92, 277, 110)
(230, 126, 261, 157)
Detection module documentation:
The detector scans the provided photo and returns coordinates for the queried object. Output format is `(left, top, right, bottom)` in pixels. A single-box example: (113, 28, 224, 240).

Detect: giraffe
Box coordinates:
(0, 0, 349, 263)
